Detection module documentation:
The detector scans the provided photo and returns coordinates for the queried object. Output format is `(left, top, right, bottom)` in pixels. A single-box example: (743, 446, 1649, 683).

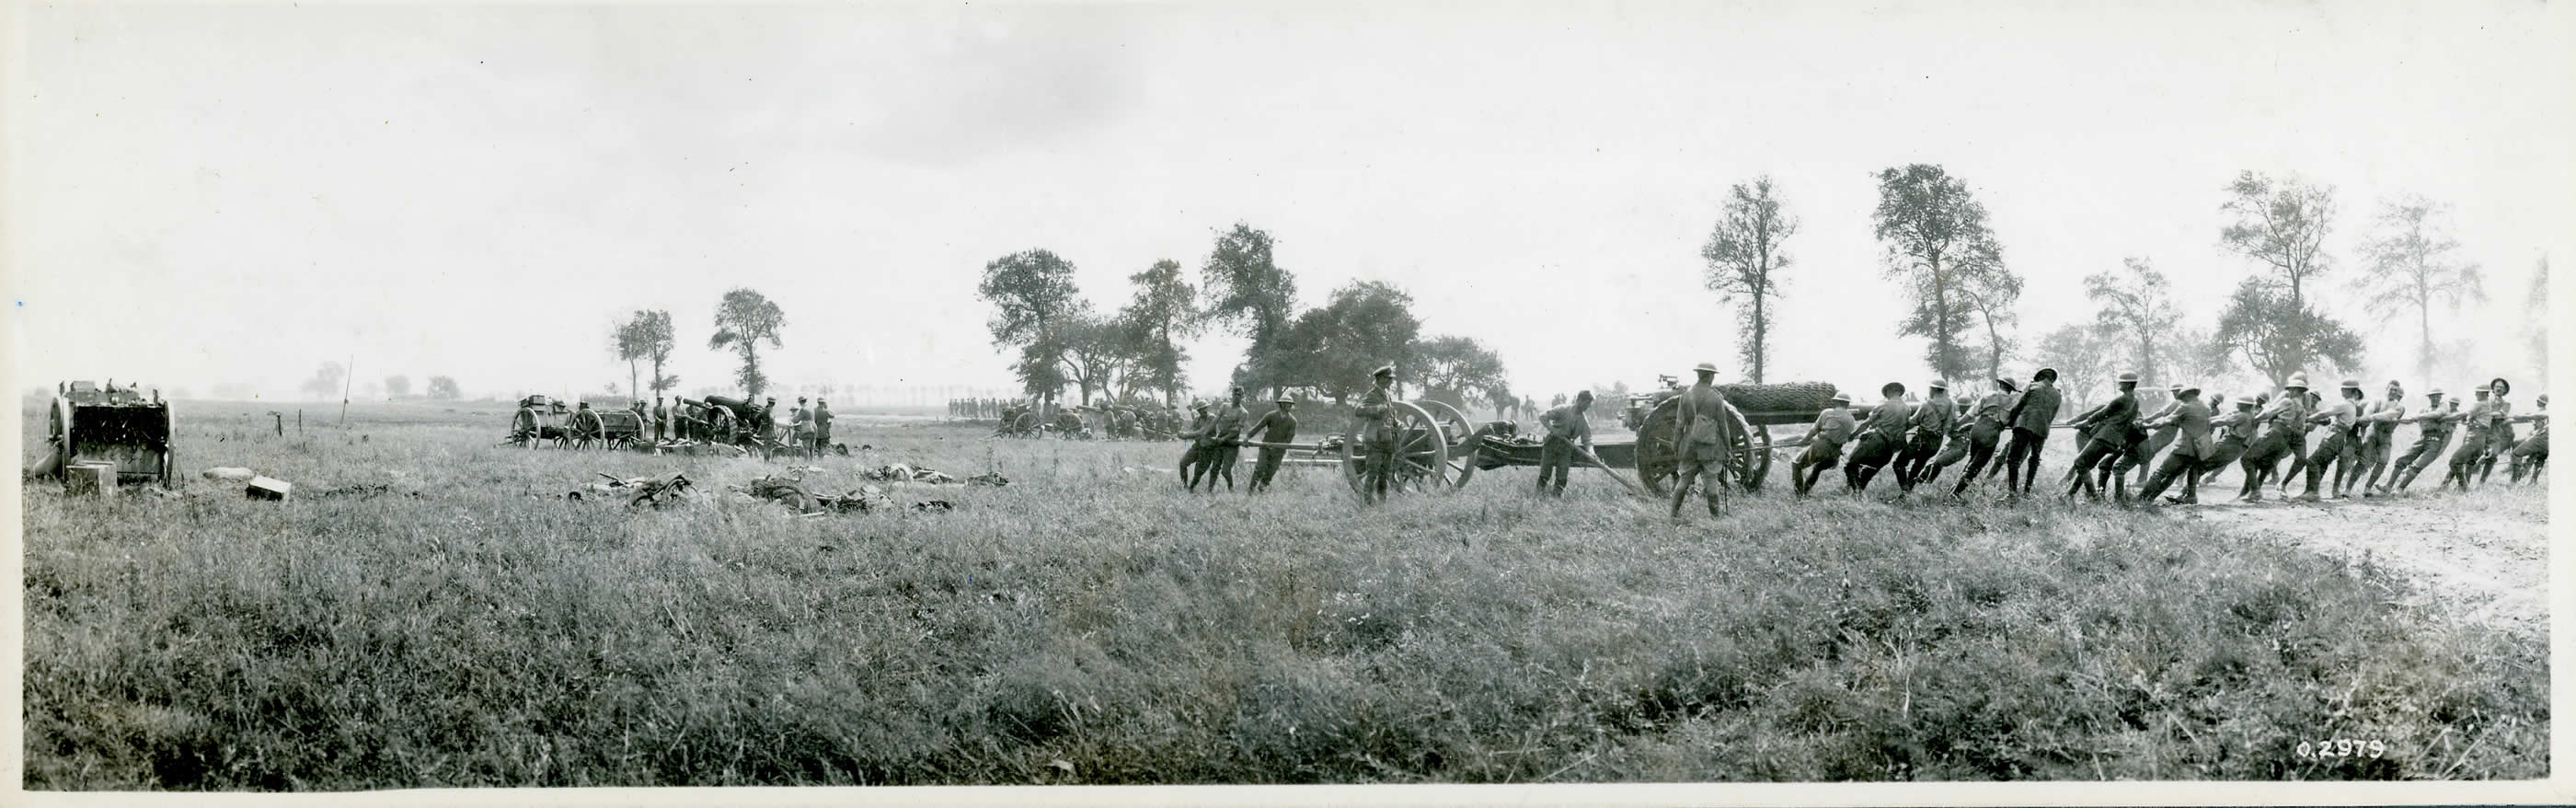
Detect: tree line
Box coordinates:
(976, 223, 1516, 414)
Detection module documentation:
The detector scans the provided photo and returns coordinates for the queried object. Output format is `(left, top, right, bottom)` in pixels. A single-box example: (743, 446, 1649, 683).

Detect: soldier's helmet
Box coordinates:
(2233, 395, 2257, 407)
(2033, 367, 2059, 383)
(2490, 377, 2512, 397)
(2536, 394, 2548, 407)
(2115, 371, 2139, 385)
(1693, 362, 1719, 375)
(1829, 392, 1853, 405)
(1927, 380, 1948, 392)
(2428, 387, 2444, 398)
(1880, 382, 1905, 398)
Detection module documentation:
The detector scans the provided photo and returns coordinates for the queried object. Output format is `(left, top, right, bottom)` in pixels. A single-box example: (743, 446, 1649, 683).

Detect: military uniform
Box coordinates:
(1247, 401, 1299, 493)
(1842, 392, 1909, 493)
(2509, 396, 2548, 483)
(2064, 375, 2141, 500)
(2442, 391, 2499, 490)
(1177, 406, 1213, 488)
(2237, 382, 2311, 501)
(1892, 386, 1954, 492)
(2296, 384, 2367, 500)
(651, 399, 669, 443)
(1357, 372, 1399, 502)
(2352, 390, 2407, 494)
(2001, 374, 2063, 496)
(1932, 385, 2012, 497)
(2392, 399, 2462, 492)
(2116, 389, 2184, 487)
(1535, 398, 1594, 496)
(1196, 396, 1251, 491)
(1671, 370, 1736, 515)
(811, 401, 833, 455)
(2136, 394, 2214, 503)
(2193, 399, 2258, 479)
(1792, 398, 1857, 496)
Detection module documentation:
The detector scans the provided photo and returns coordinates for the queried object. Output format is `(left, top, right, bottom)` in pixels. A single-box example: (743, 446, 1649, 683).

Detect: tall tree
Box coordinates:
(2353, 195, 2484, 383)
(1410, 335, 1510, 412)
(2029, 323, 2115, 410)
(619, 309, 679, 396)
(707, 288, 787, 398)
(976, 248, 1086, 406)
(2083, 258, 2184, 385)
(1872, 164, 2010, 382)
(1700, 176, 1800, 382)
(1199, 223, 1299, 398)
(1117, 258, 1200, 404)
(1958, 266, 2023, 382)
(2216, 171, 2357, 385)
(426, 375, 461, 400)
(1274, 281, 1421, 402)
(1058, 311, 1122, 406)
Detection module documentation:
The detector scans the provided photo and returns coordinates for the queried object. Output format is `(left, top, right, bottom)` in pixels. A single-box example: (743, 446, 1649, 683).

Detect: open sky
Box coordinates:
(7, 0, 2570, 407)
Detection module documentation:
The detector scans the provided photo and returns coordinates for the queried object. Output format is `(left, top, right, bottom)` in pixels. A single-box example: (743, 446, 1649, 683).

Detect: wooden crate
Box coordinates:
(63, 462, 116, 495)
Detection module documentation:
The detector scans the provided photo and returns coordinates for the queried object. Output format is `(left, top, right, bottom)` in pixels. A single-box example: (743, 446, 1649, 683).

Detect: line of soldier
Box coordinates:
(1784, 369, 2545, 507)
(624, 394, 834, 456)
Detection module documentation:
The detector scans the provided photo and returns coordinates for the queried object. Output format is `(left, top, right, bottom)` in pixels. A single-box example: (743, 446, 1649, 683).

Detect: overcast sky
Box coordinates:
(8, 1, 2570, 408)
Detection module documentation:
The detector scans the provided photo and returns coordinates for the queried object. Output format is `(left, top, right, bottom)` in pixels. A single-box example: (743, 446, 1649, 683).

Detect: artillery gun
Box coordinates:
(38, 380, 177, 490)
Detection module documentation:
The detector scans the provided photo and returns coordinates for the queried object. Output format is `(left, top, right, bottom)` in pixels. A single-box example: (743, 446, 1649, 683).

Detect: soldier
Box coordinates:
(2439, 384, 2499, 491)
(759, 397, 780, 437)
(1671, 362, 1736, 517)
(1535, 390, 1595, 497)
(1892, 380, 1955, 494)
(1923, 378, 2013, 500)
(1791, 392, 1857, 497)
(2117, 384, 2186, 489)
(1177, 400, 1214, 488)
(1247, 396, 1300, 493)
(811, 398, 833, 456)
(2352, 380, 2409, 496)
(2000, 367, 2063, 499)
(1193, 387, 1251, 492)
(2294, 379, 2367, 502)
(1356, 365, 1400, 503)
(2391, 394, 2463, 493)
(2236, 374, 2311, 502)
(788, 397, 812, 453)
(2183, 395, 2260, 501)
(651, 396, 669, 443)
(2136, 386, 2214, 506)
(2478, 377, 2515, 483)
(2509, 394, 2548, 483)
(2064, 371, 2142, 502)
(1843, 382, 1909, 495)
(2274, 387, 2327, 495)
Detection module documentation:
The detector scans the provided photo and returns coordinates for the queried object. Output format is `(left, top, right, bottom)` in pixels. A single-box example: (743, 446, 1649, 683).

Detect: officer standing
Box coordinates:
(1535, 390, 1595, 497)
(651, 396, 669, 443)
(1357, 365, 1400, 503)
(811, 398, 834, 456)
(1670, 362, 1735, 517)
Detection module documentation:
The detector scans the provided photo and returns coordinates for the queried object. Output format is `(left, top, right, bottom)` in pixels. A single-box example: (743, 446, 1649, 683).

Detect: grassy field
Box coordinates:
(20, 400, 2549, 788)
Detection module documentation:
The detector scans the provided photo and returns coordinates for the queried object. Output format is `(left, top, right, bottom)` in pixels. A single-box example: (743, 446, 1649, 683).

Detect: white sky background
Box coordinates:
(6, 1, 2570, 407)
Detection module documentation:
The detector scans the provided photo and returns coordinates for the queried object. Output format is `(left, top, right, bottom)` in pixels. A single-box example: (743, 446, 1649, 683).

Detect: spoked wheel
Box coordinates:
(1635, 397, 1762, 496)
(1340, 401, 1451, 498)
(1417, 399, 1483, 490)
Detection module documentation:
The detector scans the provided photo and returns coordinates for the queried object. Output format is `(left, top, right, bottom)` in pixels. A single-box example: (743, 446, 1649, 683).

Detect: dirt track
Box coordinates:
(2177, 488, 2548, 637)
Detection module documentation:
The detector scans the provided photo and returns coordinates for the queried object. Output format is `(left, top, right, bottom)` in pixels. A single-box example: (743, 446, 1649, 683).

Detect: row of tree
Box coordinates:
(606, 287, 789, 400)
(296, 363, 462, 401)
(976, 224, 1516, 413)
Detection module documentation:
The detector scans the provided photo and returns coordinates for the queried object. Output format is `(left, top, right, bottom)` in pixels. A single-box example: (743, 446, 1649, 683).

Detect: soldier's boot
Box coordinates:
(2510, 460, 2530, 484)
(2478, 456, 2499, 484)
(2110, 474, 2131, 505)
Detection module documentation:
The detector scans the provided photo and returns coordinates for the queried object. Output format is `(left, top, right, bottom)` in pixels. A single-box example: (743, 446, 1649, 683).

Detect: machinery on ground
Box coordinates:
(39, 380, 177, 489)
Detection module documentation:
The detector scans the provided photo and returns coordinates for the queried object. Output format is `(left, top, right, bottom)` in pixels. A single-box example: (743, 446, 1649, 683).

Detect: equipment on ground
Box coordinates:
(40, 380, 176, 490)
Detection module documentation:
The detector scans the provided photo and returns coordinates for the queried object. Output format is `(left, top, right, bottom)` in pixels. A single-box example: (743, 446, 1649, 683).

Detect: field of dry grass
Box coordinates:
(18, 399, 2549, 788)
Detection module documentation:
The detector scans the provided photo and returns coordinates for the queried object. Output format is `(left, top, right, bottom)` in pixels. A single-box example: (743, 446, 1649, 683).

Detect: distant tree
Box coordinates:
(383, 375, 412, 399)
(1872, 164, 2012, 381)
(299, 362, 347, 400)
(2353, 195, 2484, 383)
(707, 288, 787, 398)
(1117, 258, 1200, 404)
(1059, 312, 1124, 406)
(2211, 278, 2364, 387)
(1958, 265, 2024, 383)
(2216, 171, 2356, 385)
(2083, 258, 2184, 385)
(1700, 176, 1800, 383)
(426, 375, 461, 400)
(2030, 323, 2116, 410)
(1274, 281, 1421, 402)
(977, 248, 1085, 406)
(1410, 335, 1510, 412)
(618, 309, 680, 396)
(1199, 223, 1299, 398)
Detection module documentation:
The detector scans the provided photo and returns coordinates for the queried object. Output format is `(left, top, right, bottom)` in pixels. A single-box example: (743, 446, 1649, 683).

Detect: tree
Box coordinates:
(2029, 324, 2115, 410)
(1700, 176, 1800, 382)
(977, 248, 1085, 405)
(299, 362, 346, 400)
(1958, 266, 2023, 382)
(1199, 223, 1299, 398)
(618, 309, 680, 397)
(707, 288, 787, 398)
(383, 375, 412, 399)
(1410, 335, 1510, 412)
(2216, 171, 2356, 384)
(2083, 258, 2184, 385)
(1117, 258, 1200, 403)
(1872, 164, 2011, 382)
(2220, 171, 2338, 306)
(426, 375, 461, 400)
(1059, 312, 1124, 405)
(1274, 281, 1422, 402)
(2353, 195, 2484, 383)
(2211, 278, 2364, 387)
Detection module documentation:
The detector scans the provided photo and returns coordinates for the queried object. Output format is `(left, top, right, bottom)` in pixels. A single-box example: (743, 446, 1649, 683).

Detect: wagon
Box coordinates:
(1450, 382, 1840, 494)
(40, 380, 176, 489)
